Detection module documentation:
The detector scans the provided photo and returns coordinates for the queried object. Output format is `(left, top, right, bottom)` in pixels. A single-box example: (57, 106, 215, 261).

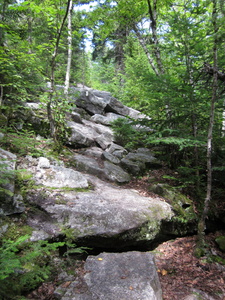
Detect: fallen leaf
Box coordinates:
(129, 286, 133, 290)
(97, 258, 103, 261)
(161, 269, 168, 276)
(61, 281, 71, 288)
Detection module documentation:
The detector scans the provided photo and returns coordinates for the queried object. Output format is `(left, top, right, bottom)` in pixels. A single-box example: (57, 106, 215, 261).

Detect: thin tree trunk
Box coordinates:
(0, 85, 3, 107)
(146, 0, 164, 75)
(64, 0, 73, 96)
(27, 14, 33, 54)
(133, 24, 159, 76)
(0, 0, 7, 47)
(196, 0, 218, 251)
(48, 0, 71, 140)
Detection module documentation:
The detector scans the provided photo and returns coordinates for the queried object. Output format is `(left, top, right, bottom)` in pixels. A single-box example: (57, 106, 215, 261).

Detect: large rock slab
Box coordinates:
(55, 252, 162, 300)
(106, 143, 128, 159)
(18, 156, 89, 190)
(72, 154, 106, 179)
(103, 161, 131, 183)
(26, 175, 174, 249)
(67, 120, 114, 149)
(120, 148, 159, 175)
(90, 112, 124, 125)
(72, 87, 147, 119)
(35, 158, 89, 189)
(67, 121, 98, 147)
(83, 120, 114, 149)
(75, 88, 111, 115)
(72, 154, 131, 183)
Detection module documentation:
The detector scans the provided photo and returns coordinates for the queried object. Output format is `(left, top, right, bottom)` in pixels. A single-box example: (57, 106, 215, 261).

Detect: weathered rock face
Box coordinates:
(0, 148, 25, 215)
(11, 86, 158, 182)
(149, 183, 197, 236)
(68, 88, 159, 180)
(0, 87, 203, 299)
(24, 167, 174, 248)
(72, 87, 145, 119)
(36, 157, 89, 189)
(215, 236, 225, 252)
(0, 87, 198, 245)
(54, 252, 162, 300)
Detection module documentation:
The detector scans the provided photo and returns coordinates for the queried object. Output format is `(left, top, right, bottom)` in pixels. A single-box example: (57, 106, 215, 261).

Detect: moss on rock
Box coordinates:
(215, 236, 225, 252)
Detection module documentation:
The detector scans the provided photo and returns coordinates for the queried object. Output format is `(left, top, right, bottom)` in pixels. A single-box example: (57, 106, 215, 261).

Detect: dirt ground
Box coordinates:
(154, 234, 225, 300)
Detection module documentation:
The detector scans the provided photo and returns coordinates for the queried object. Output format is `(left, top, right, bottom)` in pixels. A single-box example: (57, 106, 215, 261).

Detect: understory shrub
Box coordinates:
(0, 235, 64, 299)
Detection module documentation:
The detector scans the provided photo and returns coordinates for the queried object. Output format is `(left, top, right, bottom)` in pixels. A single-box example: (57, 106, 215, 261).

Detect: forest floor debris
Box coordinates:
(154, 234, 225, 300)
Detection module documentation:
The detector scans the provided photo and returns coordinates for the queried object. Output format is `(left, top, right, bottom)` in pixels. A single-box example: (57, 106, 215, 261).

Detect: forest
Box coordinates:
(0, 0, 225, 299)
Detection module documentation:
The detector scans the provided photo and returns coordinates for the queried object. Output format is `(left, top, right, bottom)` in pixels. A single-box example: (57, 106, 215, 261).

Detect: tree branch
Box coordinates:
(203, 62, 225, 82)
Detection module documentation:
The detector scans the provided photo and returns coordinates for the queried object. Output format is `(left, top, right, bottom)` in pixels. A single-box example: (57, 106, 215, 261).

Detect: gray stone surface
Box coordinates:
(67, 119, 114, 149)
(106, 143, 128, 159)
(83, 120, 114, 149)
(103, 161, 131, 183)
(72, 87, 148, 119)
(102, 151, 120, 164)
(38, 157, 51, 169)
(75, 89, 110, 115)
(90, 114, 108, 125)
(83, 147, 104, 158)
(90, 112, 123, 125)
(72, 154, 130, 183)
(26, 175, 174, 249)
(72, 154, 105, 179)
(17, 155, 89, 190)
(120, 157, 144, 175)
(70, 111, 83, 124)
(55, 252, 162, 300)
(67, 121, 98, 147)
(35, 165, 89, 189)
(0, 148, 25, 215)
(124, 151, 156, 164)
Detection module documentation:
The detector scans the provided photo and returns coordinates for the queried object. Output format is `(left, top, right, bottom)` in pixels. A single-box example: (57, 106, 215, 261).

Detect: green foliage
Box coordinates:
(0, 235, 65, 299)
(111, 116, 206, 167)
(0, 235, 29, 281)
(0, 158, 15, 197)
(90, 60, 122, 97)
(61, 226, 90, 257)
(110, 117, 137, 147)
(0, 129, 47, 157)
(40, 90, 73, 150)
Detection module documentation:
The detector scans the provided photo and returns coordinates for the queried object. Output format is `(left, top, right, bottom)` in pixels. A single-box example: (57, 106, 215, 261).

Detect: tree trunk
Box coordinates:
(64, 0, 73, 96)
(196, 0, 218, 255)
(146, 0, 164, 75)
(0, 0, 7, 47)
(133, 24, 159, 76)
(27, 14, 33, 54)
(47, 0, 71, 140)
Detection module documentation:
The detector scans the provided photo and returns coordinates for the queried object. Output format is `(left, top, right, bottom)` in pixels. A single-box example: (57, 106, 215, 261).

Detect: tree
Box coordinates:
(196, 0, 219, 255)
(47, 0, 71, 140)
(64, 0, 73, 96)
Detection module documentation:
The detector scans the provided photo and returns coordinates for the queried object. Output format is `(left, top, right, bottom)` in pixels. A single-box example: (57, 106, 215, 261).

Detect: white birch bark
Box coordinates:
(64, 0, 73, 96)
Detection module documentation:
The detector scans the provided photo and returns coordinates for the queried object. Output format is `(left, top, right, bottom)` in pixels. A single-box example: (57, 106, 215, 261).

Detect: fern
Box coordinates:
(0, 235, 65, 299)
(0, 235, 29, 280)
